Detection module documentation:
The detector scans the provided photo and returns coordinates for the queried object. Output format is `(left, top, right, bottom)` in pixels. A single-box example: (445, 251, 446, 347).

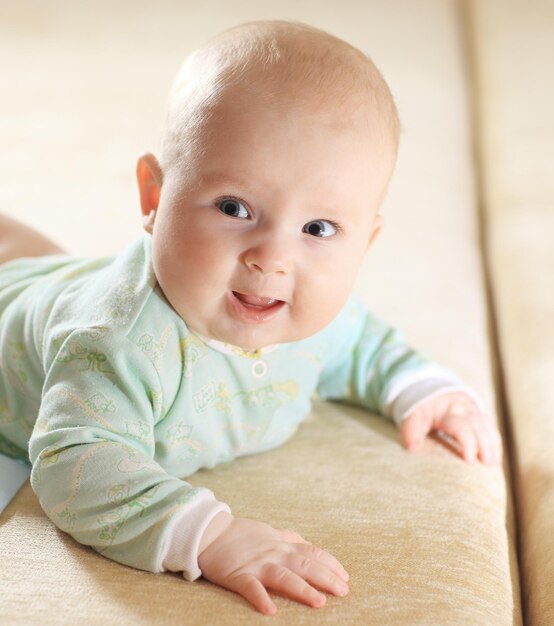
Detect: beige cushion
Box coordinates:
(2, 403, 517, 624)
(0, 0, 521, 623)
(469, 0, 554, 622)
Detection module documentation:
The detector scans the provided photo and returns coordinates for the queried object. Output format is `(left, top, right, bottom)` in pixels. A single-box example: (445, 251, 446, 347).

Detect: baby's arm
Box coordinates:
(32, 327, 348, 613)
(30, 328, 228, 576)
(317, 296, 503, 465)
(197, 513, 349, 615)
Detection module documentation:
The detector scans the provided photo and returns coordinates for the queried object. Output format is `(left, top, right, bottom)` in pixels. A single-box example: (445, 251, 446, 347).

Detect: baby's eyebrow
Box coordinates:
(198, 172, 262, 191)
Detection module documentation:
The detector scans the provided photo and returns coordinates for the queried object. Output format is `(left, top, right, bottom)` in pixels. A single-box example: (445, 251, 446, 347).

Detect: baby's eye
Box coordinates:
(302, 219, 338, 238)
(216, 197, 250, 219)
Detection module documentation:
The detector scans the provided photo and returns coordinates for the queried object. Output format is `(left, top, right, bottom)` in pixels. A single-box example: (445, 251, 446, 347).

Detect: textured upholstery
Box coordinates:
(469, 0, 554, 623)
(2, 404, 518, 624)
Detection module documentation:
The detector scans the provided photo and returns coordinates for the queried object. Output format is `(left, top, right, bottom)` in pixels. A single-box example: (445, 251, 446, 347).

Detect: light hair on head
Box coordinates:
(159, 20, 400, 177)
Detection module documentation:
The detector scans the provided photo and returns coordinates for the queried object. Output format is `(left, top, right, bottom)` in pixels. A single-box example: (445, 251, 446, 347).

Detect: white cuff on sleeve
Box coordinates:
(393, 383, 485, 424)
(159, 489, 231, 581)
(382, 367, 485, 425)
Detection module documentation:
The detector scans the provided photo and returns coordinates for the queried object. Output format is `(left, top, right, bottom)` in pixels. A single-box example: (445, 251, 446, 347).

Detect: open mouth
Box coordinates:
(229, 291, 285, 322)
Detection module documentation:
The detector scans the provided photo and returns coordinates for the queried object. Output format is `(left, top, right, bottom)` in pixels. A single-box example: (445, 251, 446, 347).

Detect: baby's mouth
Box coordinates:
(230, 291, 286, 322)
(233, 292, 281, 309)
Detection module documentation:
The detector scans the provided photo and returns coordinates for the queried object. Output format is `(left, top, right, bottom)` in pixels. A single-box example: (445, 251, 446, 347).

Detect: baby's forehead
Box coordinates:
(160, 21, 399, 171)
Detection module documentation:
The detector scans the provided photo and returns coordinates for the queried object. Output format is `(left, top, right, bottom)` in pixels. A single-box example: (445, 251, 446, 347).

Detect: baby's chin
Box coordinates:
(187, 310, 337, 352)
(196, 325, 297, 353)
(182, 322, 269, 352)
(213, 329, 282, 352)
(216, 326, 327, 353)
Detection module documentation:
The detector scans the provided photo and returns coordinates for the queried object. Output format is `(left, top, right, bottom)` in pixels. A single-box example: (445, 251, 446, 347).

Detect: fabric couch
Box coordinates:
(0, 0, 551, 623)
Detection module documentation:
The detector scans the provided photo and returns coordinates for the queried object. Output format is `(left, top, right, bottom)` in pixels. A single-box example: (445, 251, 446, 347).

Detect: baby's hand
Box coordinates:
(197, 512, 349, 615)
(400, 391, 503, 465)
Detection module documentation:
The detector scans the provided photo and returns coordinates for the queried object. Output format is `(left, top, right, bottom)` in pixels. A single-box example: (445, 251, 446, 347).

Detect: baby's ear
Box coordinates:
(367, 213, 384, 249)
(136, 153, 162, 233)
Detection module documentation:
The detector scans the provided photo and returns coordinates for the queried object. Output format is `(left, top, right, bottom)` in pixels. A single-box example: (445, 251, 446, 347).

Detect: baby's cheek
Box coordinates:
(294, 282, 349, 336)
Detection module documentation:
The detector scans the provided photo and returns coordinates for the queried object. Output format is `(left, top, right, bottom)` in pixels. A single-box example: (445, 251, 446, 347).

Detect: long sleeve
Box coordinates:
(316, 296, 480, 424)
(28, 327, 228, 578)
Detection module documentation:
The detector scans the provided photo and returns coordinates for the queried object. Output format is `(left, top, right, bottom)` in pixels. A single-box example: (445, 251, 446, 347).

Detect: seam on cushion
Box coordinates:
(458, 0, 525, 623)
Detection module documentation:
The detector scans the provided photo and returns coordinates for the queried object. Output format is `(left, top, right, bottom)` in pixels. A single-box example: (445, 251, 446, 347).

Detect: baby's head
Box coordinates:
(137, 20, 399, 350)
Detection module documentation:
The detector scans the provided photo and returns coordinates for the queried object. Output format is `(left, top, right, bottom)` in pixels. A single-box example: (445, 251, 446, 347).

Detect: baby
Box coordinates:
(0, 20, 502, 615)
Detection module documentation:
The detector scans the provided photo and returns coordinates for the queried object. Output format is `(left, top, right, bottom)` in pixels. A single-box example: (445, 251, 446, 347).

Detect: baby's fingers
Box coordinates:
(263, 564, 327, 608)
(226, 573, 277, 615)
(450, 424, 478, 463)
(400, 410, 434, 451)
(475, 421, 503, 465)
(226, 566, 330, 614)
(439, 415, 502, 465)
(295, 542, 350, 583)
(286, 552, 349, 597)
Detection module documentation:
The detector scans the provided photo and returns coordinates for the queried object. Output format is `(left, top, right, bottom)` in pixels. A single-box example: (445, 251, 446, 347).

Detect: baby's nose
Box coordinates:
(243, 238, 293, 275)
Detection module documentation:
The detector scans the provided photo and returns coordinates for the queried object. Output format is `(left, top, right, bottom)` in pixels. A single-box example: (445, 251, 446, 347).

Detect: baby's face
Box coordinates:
(140, 91, 393, 350)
